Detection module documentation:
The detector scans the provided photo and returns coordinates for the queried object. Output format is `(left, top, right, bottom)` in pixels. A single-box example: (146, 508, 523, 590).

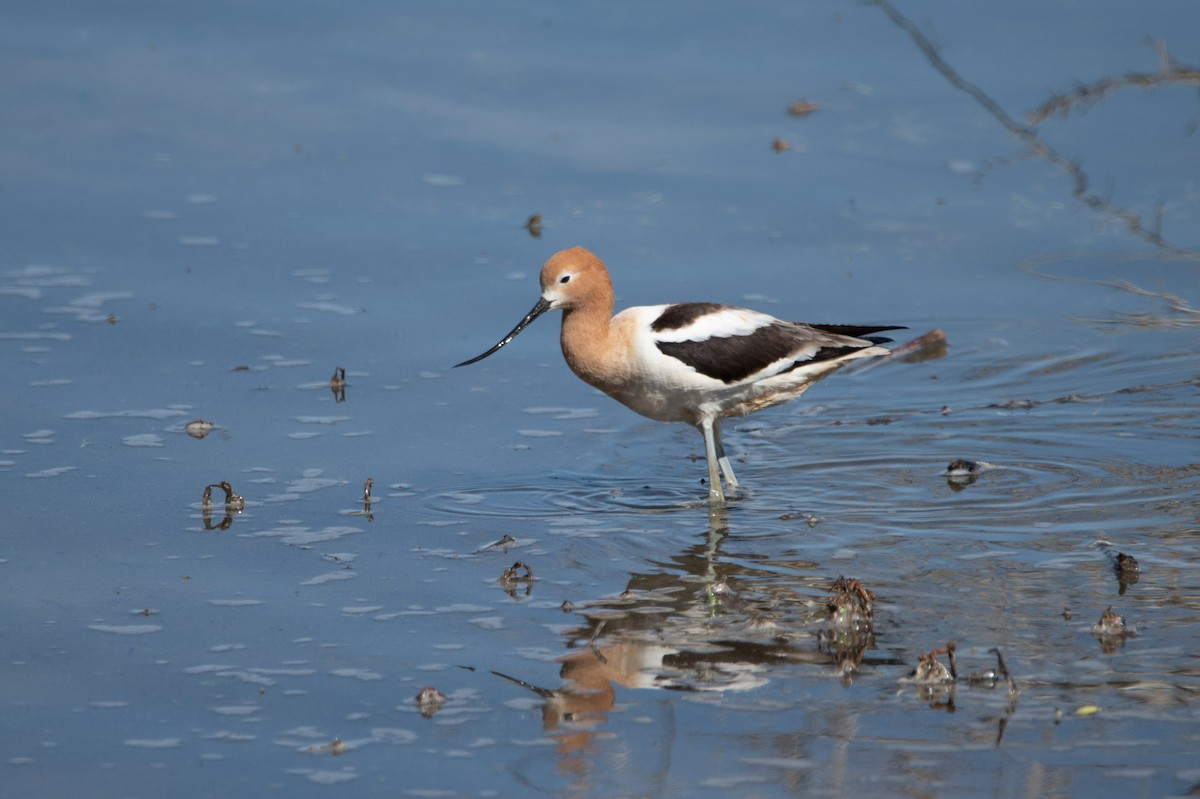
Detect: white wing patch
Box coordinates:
(651, 306, 778, 343)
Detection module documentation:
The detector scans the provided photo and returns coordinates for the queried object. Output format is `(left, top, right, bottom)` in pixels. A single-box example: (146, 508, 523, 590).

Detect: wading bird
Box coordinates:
(456, 247, 900, 505)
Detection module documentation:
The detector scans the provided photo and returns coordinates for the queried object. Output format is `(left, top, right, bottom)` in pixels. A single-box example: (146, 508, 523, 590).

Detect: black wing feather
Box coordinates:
(656, 320, 900, 385)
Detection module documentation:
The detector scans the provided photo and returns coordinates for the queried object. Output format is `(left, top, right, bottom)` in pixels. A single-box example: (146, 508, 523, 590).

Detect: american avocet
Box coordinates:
(456, 247, 901, 505)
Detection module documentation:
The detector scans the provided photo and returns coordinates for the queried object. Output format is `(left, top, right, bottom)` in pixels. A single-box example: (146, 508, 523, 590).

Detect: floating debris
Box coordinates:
(1114, 552, 1140, 595)
(989, 399, 1036, 411)
(1115, 552, 1140, 577)
(1095, 541, 1141, 595)
(358, 478, 374, 522)
(889, 327, 947, 362)
(821, 577, 876, 677)
(827, 576, 873, 631)
(898, 642, 957, 710)
(787, 99, 821, 118)
(975, 377, 1185, 412)
(202, 481, 245, 512)
(222, 482, 244, 510)
(330, 366, 346, 403)
(500, 561, 534, 585)
(185, 419, 215, 439)
(414, 687, 447, 719)
(1026, 41, 1200, 124)
(201, 481, 245, 530)
(705, 578, 731, 615)
(984, 647, 1019, 698)
(302, 737, 347, 756)
(985, 647, 1020, 742)
(500, 561, 535, 598)
(487, 532, 516, 551)
(946, 459, 981, 477)
(901, 641, 957, 685)
(1092, 606, 1126, 636)
(1075, 704, 1102, 717)
(525, 214, 543, 239)
(946, 458, 991, 490)
(900, 643, 1018, 729)
(1092, 605, 1132, 653)
(902, 644, 1018, 695)
(480, 534, 517, 553)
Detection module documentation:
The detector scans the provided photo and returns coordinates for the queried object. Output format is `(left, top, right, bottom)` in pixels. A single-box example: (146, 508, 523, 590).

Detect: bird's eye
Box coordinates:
(559, 274, 571, 284)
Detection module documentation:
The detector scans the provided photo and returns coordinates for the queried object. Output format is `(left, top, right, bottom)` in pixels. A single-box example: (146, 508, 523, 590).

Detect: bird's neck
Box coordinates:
(559, 305, 623, 391)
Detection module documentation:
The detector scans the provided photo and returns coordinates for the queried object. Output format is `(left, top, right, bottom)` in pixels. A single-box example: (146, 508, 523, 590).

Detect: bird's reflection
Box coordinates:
(493, 516, 901, 767)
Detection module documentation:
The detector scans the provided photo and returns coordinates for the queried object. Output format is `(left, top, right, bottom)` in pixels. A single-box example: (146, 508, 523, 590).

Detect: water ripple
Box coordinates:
(421, 473, 708, 519)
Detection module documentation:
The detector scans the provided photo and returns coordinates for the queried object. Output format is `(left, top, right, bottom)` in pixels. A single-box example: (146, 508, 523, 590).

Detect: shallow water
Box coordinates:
(3, 1, 1200, 797)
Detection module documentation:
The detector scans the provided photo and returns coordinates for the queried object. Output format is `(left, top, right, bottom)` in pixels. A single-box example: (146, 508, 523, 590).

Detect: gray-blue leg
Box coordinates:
(712, 420, 739, 491)
(699, 418, 726, 504)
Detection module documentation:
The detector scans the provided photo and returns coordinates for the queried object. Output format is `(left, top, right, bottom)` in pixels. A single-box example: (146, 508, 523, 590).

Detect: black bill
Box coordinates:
(454, 296, 553, 367)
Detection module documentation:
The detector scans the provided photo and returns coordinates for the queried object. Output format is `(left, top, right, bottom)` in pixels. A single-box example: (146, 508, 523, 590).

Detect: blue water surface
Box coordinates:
(3, 1, 1199, 797)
